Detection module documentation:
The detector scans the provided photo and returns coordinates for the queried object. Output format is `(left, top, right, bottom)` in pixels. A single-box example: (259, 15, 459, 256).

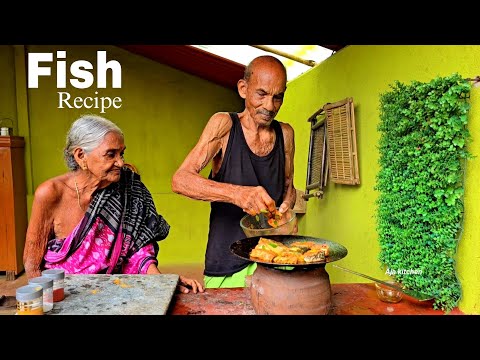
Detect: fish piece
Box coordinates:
(256, 237, 288, 255)
(290, 241, 316, 249)
(303, 249, 326, 263)
(289, 246, 310, 254)
(250, 248, 277, 262)
(273, 251, 301, 264)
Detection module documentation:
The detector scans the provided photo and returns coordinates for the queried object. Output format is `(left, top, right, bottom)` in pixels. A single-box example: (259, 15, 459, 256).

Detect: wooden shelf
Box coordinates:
(0, 136, 27, 280)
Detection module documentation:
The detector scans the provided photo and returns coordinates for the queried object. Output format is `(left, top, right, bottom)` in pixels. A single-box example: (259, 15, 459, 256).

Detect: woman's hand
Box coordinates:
(147, 265, 204, 293)
(178, 275, 205, 294)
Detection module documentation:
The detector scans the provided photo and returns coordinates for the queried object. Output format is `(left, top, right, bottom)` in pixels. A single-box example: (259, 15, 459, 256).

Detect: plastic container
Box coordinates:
(29, 276, 54, 312)
(42, 269, 65, 302)
(16, 284, 44, 315)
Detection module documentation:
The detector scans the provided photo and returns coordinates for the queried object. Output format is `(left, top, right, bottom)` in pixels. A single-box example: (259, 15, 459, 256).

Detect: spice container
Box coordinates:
(29, 276, 54, 312)
(42, 269, 65, 302)
(16, 284, 44, 315)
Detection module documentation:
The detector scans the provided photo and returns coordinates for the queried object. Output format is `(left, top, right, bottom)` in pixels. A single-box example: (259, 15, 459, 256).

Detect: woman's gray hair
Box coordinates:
(64, 114, 123, 171)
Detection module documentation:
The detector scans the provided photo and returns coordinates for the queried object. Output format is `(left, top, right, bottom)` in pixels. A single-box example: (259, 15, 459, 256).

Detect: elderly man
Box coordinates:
(172, 55, 296, 288)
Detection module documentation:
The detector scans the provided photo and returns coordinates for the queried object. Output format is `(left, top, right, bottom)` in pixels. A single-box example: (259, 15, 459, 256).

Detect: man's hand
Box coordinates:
(292, 218, 298, 234)
(278, 201, 298, 234)
(278, 201, 291, 214)
(239, 186, 276, 216)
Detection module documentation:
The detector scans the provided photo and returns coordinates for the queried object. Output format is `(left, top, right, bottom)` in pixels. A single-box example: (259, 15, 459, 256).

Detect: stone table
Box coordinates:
(50, 274, 179, 315)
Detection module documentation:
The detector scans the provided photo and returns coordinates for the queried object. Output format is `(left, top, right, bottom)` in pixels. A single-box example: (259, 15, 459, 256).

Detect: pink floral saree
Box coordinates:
(43, 168, 170, 274)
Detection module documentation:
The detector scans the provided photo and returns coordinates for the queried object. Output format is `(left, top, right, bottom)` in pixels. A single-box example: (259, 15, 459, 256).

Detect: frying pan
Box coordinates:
(230, 235, 433, 302)
(230, 235, 348, 269)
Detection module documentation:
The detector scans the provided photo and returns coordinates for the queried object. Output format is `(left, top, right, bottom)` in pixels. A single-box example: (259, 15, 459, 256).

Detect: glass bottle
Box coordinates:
(42, 269, 65, 302)
(16, 284, 44, 315)
(29, 276, 54, 312)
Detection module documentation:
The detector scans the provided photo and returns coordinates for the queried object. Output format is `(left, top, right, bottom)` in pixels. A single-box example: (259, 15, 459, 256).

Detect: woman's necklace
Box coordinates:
(74, 177, 85, 212)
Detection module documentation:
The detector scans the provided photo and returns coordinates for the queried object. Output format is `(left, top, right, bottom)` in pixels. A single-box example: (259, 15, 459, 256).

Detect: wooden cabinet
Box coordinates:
(0, 136, 27, 280)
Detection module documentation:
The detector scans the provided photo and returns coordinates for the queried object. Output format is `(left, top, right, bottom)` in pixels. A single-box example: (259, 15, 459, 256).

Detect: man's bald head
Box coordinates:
(243, 56, 287, 83)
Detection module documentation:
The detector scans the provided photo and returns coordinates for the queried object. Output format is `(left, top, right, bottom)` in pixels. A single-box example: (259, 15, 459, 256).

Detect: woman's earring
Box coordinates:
(83, 162, 87, 170)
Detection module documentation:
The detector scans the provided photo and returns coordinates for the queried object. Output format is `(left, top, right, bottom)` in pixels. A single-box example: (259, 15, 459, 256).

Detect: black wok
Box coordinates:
(230, 235, 348, 269)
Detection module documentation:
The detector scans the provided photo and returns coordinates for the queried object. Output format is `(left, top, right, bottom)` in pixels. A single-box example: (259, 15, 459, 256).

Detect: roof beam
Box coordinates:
(250, 45, 317, 67)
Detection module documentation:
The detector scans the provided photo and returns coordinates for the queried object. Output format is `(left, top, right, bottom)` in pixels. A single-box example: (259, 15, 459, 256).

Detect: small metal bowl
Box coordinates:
(375, 281, 403, 303)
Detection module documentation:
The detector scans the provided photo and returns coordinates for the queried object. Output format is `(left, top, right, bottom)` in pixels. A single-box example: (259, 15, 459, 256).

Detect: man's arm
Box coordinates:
(172, 112, 276, 215)
(279, 122, 296, 213)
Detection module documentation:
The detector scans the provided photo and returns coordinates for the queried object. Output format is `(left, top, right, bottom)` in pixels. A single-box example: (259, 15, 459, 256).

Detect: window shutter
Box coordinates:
(325, 97, 360, 185)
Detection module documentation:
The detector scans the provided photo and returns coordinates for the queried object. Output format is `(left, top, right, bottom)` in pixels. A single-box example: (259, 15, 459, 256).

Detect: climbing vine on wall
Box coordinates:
(375, 73, 472, 311)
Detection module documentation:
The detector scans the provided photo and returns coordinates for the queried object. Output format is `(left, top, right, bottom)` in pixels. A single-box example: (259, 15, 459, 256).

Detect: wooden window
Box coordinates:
(325, 97, 360, 185)
(303, 109, 328, 200)
(303, 97, 360, 201)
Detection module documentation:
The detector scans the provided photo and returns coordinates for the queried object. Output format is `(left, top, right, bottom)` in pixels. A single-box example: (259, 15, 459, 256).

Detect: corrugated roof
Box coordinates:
(119, 45, 345, 90)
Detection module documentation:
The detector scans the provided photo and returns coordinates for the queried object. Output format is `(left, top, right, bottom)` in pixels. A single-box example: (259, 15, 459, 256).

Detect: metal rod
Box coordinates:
(312, 118, 325, 130)
(465, 76, 480, 88)
(302, 191, 323, 200)
(250, 45, 317, 67)
(307, 108, 324, 123)
(321, 125, 327, 186)
(304, 118, 316, 195)
(306, 182, 320, 191)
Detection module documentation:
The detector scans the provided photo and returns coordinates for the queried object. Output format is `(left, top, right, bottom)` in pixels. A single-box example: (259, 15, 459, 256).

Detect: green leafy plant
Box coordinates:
(375, 73, 472, 311)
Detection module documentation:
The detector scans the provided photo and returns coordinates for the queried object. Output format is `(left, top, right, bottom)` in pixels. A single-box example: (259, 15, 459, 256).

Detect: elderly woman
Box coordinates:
(23, 114, 204, 294)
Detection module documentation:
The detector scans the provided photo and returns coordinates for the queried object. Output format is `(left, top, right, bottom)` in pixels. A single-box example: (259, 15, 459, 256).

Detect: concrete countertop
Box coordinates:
(52, 274, 179, 315)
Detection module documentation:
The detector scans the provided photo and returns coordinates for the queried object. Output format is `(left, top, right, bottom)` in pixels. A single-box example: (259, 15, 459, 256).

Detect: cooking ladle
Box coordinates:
(332, 264, 434, 302)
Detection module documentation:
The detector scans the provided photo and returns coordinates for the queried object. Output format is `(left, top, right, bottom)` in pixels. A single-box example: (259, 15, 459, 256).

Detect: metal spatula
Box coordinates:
(332, 264, 434, 302)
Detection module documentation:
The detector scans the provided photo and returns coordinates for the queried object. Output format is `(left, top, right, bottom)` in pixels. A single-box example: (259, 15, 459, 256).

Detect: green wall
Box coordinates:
(278, 45, 480, 314)
(2, 44, 479, 313)
(0, 46, 17, 132)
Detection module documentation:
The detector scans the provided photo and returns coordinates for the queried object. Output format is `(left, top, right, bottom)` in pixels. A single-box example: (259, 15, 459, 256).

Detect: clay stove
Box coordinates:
(249, 264, 332, 315)
(230, 235, 348, 316)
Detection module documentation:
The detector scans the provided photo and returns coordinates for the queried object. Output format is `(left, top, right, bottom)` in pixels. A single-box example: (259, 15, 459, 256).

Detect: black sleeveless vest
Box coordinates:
(204, 112, 285, 276)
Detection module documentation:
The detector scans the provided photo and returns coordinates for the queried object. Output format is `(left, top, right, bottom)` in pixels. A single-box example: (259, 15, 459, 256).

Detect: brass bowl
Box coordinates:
(375, 281, 403, 303)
